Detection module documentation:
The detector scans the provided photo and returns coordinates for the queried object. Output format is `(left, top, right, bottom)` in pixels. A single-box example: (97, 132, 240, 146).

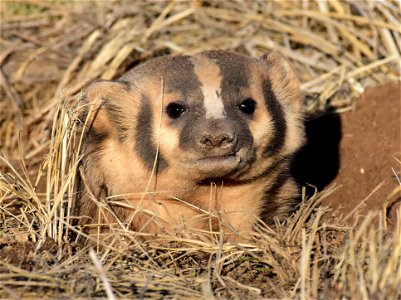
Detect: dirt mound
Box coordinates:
(294, 82, 400, 224)
(325, 82, 401, 222)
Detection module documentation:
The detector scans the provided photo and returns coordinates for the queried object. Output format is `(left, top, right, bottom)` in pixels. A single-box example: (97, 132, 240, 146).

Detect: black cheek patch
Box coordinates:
(262, 79, 287, 157)
(135, 95, 168, 172)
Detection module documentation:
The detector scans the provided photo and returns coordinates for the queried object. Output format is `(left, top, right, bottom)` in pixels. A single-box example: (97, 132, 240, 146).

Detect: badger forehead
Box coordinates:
(134, 51, 255, 119)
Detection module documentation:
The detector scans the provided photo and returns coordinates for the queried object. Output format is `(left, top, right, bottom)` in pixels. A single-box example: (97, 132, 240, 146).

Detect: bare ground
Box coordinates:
(324, 82, 401, 224)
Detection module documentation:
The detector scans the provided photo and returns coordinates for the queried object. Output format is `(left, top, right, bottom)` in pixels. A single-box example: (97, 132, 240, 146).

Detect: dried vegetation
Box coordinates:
(0, 1, 400, 299)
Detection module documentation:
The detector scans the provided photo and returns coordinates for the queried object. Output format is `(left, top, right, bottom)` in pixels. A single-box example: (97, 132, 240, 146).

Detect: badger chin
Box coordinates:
(173, 147, 254, 181)
(195, 154, 239, 175)
(190, 152, 252, 180)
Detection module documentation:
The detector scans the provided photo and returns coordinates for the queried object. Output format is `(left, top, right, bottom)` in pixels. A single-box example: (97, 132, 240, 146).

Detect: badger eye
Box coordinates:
(166, 103, 186, 119)
(238, 98, 257, 115)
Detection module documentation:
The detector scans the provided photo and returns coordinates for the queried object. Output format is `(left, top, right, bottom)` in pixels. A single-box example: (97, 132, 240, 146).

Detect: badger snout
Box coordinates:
(196, 120, 238, 156)
(198, 132, 236, 149)
(187, 119, 246, 177)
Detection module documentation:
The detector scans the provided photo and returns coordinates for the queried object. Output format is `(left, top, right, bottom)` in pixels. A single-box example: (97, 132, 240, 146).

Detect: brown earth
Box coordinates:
(327, 82, 401, 222)
(294, 82, 401, 224)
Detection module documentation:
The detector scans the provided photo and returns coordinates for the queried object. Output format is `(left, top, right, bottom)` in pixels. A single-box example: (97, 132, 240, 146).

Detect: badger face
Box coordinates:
(111, 51, 303, 183)
(153, 53, 258, 181)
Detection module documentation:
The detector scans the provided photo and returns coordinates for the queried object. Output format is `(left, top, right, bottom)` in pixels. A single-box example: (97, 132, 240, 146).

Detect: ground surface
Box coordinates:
(293, 82, 401, 224)
(324, 82, 401, 222)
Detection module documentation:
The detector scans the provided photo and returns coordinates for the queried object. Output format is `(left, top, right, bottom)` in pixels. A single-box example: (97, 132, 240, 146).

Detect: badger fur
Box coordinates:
(75, 50, 305, 241)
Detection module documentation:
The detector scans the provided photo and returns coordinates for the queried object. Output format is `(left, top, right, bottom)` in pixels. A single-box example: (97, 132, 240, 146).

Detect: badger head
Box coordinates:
(81, 50, 304, 186)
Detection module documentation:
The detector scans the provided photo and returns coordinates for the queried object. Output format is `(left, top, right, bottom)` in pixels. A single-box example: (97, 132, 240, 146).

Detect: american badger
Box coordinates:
(75, 50, 305, 241)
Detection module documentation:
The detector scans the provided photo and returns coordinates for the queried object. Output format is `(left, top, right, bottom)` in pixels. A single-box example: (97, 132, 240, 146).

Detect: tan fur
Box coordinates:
(75, 50, 305, 243)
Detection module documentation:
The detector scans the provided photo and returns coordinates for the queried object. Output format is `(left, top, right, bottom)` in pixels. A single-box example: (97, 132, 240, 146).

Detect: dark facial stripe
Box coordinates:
(262, 79, 287, 157)
(135, 95, 167, 172)
(162, 56, 203, 100)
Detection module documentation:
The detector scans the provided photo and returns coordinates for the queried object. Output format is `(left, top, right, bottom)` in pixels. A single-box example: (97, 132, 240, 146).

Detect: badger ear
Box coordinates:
(81, 80, 132, 143)
(84, 80, 130, 105)
(262, 50, 301, 111)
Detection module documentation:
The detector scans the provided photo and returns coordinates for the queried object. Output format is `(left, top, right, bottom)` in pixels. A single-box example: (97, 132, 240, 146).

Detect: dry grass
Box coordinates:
(0, 1, 400, 298)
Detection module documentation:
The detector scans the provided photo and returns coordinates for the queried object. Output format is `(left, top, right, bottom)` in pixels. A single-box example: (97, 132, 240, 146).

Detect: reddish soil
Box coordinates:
(294, 82, 401, 223)
(325, 82, 401, 222)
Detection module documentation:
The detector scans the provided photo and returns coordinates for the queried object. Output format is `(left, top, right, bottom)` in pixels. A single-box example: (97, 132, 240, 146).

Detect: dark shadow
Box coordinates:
(291, 112, 342, 198)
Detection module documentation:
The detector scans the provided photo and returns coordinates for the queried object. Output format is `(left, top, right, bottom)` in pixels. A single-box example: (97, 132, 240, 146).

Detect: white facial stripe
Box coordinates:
(202, 86, 225, 119)
(192, 56, 226, 119)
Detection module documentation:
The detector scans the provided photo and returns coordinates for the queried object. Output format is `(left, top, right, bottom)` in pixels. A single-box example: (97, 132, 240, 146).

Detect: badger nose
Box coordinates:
(199, 132, 235, 148)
